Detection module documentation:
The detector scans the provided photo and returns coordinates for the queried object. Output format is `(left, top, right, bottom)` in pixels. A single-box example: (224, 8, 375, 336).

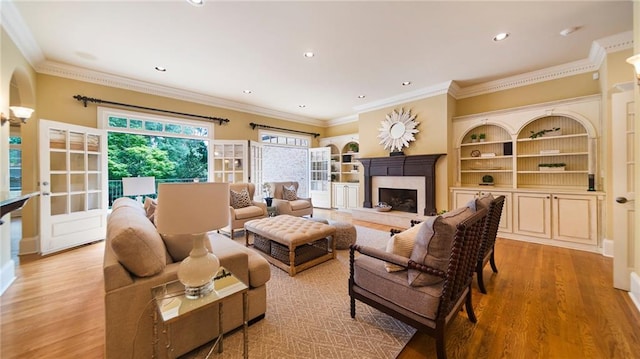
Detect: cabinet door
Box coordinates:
(346, 184, 359, 209)
(309, 147, 331, 208)
(333, 184, 346, 208)
(513, 192, 551, 238)
(551, 194, 597, 245)
(452, 190, 479, 209)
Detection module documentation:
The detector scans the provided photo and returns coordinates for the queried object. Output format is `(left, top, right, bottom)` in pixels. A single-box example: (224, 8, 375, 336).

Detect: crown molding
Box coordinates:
(0, 0, 45, 68)
(353, 80, 453, 115)
(36, 61, 326, 127)
(326, 113, 358, 127)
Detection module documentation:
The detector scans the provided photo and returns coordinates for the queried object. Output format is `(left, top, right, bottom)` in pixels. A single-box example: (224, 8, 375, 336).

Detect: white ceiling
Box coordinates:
(2, 0, 634, 125)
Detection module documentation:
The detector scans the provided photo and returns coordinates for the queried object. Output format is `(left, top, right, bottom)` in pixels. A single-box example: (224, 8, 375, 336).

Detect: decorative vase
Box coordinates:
(265, 197, 273, 206)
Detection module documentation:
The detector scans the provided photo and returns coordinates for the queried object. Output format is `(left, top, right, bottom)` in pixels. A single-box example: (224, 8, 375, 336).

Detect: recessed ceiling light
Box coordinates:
(402, 81, 411, 86)
(493, 32, 509, 42)
(155, 66, 167, 72)
(243, 90, 252, 94)
(357, 95, 366, 99)
(303, 52, 315, 58)
(560, 26, 580, 37)
(186, 0, 204, 7)
(299, 104, 307, 108)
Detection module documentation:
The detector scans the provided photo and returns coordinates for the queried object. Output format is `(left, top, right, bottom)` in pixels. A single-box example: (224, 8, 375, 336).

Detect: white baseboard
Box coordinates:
(19, 235, 39, 255)
(602, 238, 614, 257)
(0, 259, 16, 296)
(629, 272, 640, 314)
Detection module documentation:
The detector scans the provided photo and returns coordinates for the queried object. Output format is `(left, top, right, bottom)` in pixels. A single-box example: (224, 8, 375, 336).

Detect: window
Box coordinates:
(259, 130, 311, 197)
(9, 133, 21, 191)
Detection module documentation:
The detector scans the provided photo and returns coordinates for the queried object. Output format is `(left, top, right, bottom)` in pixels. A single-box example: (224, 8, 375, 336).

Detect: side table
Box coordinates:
(151, 267, 249, 359)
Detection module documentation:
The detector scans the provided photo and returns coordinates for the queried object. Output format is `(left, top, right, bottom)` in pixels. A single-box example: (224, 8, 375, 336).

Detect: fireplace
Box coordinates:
(359, 154, 444, 216)
(379, 188, 417, 213)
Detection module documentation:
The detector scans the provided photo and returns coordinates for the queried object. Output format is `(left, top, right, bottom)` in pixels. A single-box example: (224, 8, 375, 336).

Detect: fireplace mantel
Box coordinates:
(359, 154, 444, 216)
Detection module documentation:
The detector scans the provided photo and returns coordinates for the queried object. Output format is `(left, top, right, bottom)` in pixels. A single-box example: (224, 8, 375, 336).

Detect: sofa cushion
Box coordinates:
(289, 199, 311, 210)
(108, 207, 167, 277)
(384, 222, 425, 272)
(408, 206, 473, 286)
(161, 233, 214, 262)
(231, 188, 252, 209)
(111, 197, 146, 216)
(234, 205, 265, 220)
(283, 185, 298, 201)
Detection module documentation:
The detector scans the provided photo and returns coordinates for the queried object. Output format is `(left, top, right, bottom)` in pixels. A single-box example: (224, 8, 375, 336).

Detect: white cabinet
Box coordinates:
(212, 140, 248, 183)
(512, 191, 599, 248)
(451, 189, 512, 233)
(333, 183, 359, 211)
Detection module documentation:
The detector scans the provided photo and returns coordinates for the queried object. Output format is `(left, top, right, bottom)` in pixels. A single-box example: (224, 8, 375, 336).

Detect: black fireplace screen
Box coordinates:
(379, 188, 418, 213)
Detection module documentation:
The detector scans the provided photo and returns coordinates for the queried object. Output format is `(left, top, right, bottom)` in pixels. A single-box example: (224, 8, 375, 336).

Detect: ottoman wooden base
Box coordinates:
(245, 215, 336, 276)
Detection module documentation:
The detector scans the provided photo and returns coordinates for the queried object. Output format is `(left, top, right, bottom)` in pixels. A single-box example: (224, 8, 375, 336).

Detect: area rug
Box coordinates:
(186, 225, 415, 358)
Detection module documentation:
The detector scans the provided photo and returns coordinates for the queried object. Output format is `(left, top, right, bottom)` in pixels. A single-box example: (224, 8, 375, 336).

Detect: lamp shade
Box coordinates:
(9, 106, 34, 120)
(122, 176, 156, 197)
(155, 182, 229, 235)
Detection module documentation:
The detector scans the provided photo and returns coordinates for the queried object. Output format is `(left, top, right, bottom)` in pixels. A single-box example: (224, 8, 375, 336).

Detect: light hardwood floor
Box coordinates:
(1, 209, 639, 358)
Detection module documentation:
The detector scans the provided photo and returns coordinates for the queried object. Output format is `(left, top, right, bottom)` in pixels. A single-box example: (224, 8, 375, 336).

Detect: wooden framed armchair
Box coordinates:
(475, 194, 505, 293)
(222, 183, 268, 238)
(349, 207, 487, 359)
(267, 181, 313, 217)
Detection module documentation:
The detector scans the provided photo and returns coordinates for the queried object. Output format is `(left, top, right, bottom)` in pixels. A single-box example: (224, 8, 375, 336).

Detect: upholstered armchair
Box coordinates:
(267, 181, 313, 217)
(222, 183, 268, 238)
(475, 194, 505, 293)
(349, 206, 487, 359)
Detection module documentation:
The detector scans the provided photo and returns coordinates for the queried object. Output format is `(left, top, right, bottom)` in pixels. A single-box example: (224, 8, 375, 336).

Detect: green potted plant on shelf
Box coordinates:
(538, 162, 566, 171)
(529, 127, 561, 139)
(479, 133, 486, 142)
(348, 142, 359, 153)
(470, 133, 478, 143)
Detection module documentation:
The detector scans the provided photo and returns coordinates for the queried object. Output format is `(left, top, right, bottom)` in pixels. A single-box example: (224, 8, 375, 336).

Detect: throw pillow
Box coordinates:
(384, 222, 425, 272)
(408, 206, 473, 287)
(230, 188, 252, 209)
(283, 185, 298, 201)
(476, 192, 494, 211)
(143, 197, 158, 223)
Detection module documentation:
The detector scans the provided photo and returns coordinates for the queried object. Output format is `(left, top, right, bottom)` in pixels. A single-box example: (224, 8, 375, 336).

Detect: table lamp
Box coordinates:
(122, 176, 156, 202)
(155, 182, 230, 299)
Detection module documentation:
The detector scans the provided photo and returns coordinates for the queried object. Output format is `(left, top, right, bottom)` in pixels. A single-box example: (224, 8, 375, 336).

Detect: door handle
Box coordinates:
(42, 192, 51, 196)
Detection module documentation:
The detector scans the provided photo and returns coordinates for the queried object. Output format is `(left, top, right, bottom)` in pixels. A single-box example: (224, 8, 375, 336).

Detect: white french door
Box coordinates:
(309, 147, 331, 208)
(250, 140, 264, 199)
(39, 120, 108, 255)
(612, 90, 635, 290)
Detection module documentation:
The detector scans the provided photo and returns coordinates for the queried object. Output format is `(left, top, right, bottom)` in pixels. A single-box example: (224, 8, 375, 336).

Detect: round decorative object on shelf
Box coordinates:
(471, 150, 481, 157)
(375, 202, 392, 212)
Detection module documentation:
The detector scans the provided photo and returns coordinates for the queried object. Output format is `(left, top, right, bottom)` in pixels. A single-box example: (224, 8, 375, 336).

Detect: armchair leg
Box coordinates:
(435, 331, 447, 359)
(350, 296, 356, 318)
(464, 288, 477, 323)
(489, 250, 499, 273)
(476, 263, 487, 294)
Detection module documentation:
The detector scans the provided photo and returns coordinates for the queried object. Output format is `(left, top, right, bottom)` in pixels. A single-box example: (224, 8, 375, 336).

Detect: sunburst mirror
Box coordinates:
(377, 108, 419, 153)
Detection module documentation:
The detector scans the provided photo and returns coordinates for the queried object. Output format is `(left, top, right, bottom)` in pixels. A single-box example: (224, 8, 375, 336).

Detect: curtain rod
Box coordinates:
(73, 95, 230, 125)
(249, 122, 320, 138)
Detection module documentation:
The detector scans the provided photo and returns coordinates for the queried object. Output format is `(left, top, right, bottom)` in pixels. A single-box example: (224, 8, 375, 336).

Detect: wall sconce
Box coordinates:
(1, 106, 34, 126)
(626, 54, 640, 85)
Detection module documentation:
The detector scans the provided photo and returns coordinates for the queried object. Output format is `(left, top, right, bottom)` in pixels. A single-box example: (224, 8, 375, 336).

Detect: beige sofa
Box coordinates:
(267, 181, 313, 217)
(104, 197, 270, 359)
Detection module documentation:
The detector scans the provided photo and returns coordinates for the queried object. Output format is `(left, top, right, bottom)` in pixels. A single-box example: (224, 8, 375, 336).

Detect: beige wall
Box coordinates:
(1, 28, 37, 282)
(324, 121, 358, 138)
(456, 72, 601, 117)
(357, 94, 451, 212)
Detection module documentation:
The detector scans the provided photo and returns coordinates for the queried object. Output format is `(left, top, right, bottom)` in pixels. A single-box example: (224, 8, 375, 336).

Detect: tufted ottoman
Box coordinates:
(244, 215, 336, 276)
(332, 222, 357, 249)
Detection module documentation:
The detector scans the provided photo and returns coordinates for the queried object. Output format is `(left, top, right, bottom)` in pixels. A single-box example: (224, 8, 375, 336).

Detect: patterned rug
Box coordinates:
(185, 225, 415, 358)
